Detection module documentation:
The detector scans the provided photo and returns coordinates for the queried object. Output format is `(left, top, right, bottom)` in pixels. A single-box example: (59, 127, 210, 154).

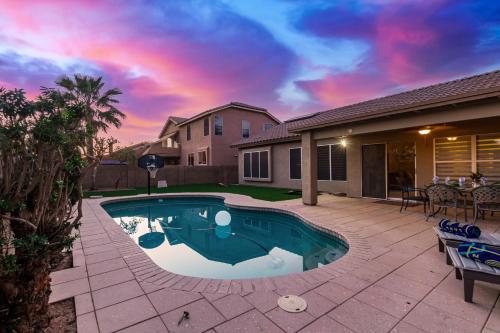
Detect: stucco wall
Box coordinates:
(238, 142, 302, 189)
(178, 107, 278, 166)
(237, 114, 500, 197)
(211, 107, 279, 166)
(178, 116, 211, 166)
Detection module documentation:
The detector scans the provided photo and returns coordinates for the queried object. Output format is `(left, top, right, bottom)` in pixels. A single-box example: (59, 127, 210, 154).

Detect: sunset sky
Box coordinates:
(1, 0, 499, 145)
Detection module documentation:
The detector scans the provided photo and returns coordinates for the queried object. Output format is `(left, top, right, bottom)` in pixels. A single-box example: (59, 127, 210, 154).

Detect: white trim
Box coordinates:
(187, 153, 195, 166)
(316, 143, 347, 182)
(242, 149, 272, 182)
(197, 149, 208, 166)
(289, 147, 302, 180)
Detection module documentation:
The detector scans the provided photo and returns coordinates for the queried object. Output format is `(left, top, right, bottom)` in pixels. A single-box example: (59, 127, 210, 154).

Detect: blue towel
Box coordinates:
(458, 242, 500, 268)
(439, 219, 481, 238)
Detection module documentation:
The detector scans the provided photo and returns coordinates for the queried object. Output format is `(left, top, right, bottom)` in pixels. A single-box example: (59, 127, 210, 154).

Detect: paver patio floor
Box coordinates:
(50, 193, 500, 333)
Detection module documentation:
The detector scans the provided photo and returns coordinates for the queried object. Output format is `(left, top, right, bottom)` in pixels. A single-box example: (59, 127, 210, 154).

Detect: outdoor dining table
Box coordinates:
(426, 183, 476, 222)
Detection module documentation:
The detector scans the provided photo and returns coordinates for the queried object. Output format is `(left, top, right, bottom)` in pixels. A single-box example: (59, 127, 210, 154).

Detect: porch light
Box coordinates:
(340, 138, 347, 147)
(418, 129, 431, 135)
(447, 137, 457, 141)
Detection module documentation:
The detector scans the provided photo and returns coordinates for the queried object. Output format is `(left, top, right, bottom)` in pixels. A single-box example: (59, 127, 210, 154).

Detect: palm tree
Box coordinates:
(56, 74, 125, 189)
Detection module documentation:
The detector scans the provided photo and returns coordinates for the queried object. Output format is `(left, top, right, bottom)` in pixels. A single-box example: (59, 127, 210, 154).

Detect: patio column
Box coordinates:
(301, 131, 318, 205)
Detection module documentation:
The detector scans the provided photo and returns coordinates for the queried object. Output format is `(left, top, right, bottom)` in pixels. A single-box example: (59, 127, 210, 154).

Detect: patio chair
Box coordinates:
(426, 184, 466, 222)
(446, 246, 500, 303)
(396, 177, 429, 214)
(471, 185, 500, 224)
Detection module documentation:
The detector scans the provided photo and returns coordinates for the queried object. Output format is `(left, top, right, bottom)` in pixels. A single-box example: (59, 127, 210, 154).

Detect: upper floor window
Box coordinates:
(263, 123, 273, 132)
(214, 115, 223, 135)
(187, 124, 191, 141)
(242, 120, 250, 138)
(204, 117, 209, 136)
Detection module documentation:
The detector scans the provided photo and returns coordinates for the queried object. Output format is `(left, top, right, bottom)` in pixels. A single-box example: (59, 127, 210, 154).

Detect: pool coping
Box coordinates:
(79, 192, 373, 294)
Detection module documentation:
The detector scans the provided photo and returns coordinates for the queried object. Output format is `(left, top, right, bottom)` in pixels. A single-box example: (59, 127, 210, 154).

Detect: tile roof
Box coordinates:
(231, 122, 300, 148)
(289, 69, 500, 131)
(169, 116, 187, 124)
(142, 141, 180, 157)
(177, 101, 280, 126)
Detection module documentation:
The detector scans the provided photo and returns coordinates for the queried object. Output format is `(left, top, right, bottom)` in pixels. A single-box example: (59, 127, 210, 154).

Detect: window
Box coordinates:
(435, 134, 500, 182)
(204, 117, 209, 136)
(242, 120, 250, 138)
(317, 145, 330, 180)
(263, 123, 273, 132)
(187, 153, 194, 166)
(435, 136, 472, 178)
(244, 153, 251, 177)
(251, 152, 259, 178)
(243, 151, 270, 179)
(260, 151, 269, 178)
(331, 145, 347, 180)
(187, 124, 191, 141)
(214, 115, 223, 135)
(289, 148, 302, 180)
(317, 144, 347, 181)
(477, 134, 500, 182)
(198, 150, 207, 165)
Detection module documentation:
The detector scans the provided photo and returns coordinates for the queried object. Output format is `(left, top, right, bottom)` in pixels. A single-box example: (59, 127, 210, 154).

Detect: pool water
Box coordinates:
(102, 197, 348, 279)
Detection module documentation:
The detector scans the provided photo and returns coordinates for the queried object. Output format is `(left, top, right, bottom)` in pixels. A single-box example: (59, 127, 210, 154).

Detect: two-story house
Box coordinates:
(152, 102, 280, 166)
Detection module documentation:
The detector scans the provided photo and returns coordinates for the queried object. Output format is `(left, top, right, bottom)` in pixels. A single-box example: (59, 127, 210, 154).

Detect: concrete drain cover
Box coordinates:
(278, 295, 307, 313)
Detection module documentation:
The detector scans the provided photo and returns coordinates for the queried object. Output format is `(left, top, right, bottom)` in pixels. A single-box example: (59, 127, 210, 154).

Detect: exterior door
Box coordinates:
(362, 144, 386, 199)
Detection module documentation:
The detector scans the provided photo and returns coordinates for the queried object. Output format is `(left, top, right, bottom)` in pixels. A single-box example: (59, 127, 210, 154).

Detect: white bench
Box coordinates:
(446, 246, 500, 302)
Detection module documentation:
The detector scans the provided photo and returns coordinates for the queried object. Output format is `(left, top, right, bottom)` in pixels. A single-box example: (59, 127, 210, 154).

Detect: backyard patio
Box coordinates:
(49, 193, 500, 333)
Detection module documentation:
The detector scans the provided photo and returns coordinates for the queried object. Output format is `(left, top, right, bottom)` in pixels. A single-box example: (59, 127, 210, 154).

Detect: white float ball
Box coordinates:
(215, 210, 231, 226)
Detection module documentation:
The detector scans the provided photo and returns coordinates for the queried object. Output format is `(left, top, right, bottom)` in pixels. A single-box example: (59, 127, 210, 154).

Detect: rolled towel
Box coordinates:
(438, 219, 481, 238)
(458, 242, 500, 268)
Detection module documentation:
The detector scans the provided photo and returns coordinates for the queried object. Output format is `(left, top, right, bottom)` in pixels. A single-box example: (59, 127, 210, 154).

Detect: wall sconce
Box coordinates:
(447, 137, 457, 141)
(418, 129, 431, 135)
(340, 138, 347, 147)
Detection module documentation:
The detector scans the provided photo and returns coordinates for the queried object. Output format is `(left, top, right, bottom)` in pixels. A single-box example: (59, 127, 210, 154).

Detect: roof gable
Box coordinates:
(177, 102, 280, 126)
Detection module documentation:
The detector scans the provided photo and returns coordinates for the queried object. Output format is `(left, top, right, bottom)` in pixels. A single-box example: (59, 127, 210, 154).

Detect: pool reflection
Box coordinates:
(103, 197, 347, 279)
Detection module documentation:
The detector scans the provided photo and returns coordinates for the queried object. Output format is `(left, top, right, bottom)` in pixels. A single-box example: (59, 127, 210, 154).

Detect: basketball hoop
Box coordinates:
(138, 154, 165, 195)
(146, 164, 159, 179)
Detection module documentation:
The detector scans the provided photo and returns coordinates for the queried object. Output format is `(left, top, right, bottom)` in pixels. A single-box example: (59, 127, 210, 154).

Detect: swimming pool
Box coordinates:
(102, 196, 348, 279)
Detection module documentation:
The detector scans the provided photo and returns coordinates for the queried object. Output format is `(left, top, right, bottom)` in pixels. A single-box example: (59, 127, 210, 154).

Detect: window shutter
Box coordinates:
(317, 145, 330, 180)
(289, 148, 301, 180)
(259, 151, 269, 178)
(477, 133, 500, 181)
(331, 145, 347, 180)
(244, 153, 251, 177)
(435, 136, 472, 178)
(251, 151, 260, 178)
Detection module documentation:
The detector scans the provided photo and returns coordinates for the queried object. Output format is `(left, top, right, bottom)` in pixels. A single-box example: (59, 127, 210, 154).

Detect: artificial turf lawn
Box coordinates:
(84, 183, 302, 202)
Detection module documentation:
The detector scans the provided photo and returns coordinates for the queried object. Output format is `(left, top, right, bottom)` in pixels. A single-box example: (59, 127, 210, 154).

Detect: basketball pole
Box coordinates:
(147, 171, 151, 195)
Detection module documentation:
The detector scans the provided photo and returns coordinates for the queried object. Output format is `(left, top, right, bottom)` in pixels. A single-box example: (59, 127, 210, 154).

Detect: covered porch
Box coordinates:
(300, 100, 500, 205)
